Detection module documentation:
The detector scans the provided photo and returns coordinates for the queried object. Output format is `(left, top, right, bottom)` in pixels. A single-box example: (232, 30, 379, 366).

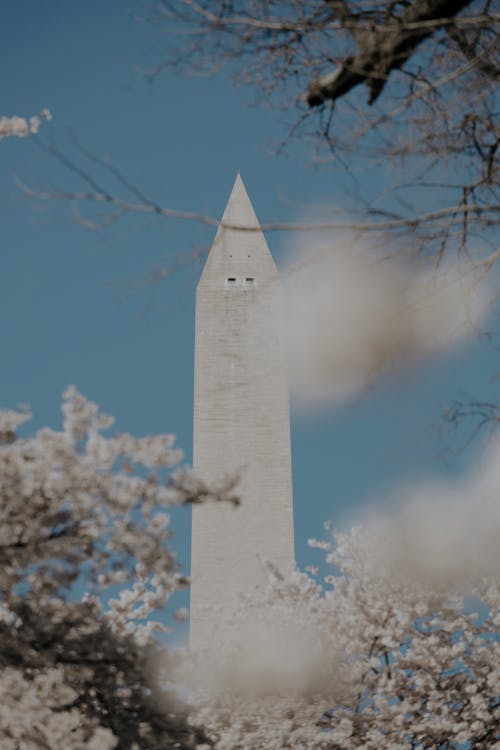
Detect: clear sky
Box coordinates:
(1, 1, 497, 641)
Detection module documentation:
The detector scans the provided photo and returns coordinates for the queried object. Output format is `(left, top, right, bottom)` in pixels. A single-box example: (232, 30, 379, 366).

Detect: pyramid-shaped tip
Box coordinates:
(221, 173, 260, 229)
(197, 174, 278, 286)
(233, 172, 244, 190)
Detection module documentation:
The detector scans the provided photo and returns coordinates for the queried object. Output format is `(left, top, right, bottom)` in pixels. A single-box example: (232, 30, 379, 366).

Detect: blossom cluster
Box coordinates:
(181, 479, 500, 749)
(0, 109, 52, 140)
(0, 387, 213, 749)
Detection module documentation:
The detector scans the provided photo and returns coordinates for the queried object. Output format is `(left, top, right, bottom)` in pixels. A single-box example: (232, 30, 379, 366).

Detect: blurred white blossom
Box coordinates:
(285, 244, 487, 407)
(353, 437, 500, 590)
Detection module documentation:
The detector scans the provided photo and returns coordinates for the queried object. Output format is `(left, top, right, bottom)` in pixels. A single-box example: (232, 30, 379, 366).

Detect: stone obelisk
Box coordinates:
(190, 174, 295, 650)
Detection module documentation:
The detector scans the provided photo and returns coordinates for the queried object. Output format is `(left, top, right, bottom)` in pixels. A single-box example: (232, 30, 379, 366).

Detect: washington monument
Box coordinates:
(190, 175, 295, 650)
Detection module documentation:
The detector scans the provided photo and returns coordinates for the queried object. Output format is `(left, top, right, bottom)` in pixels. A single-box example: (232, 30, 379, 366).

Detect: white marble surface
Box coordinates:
(190, 175, 295, 651)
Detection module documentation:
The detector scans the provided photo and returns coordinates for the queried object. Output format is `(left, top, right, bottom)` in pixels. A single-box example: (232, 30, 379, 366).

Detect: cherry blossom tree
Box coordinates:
(0, 386, 238, 749)
(2, 386, 499, 748)
(177, 442, 500, 749)
(182, 527, 500, 749)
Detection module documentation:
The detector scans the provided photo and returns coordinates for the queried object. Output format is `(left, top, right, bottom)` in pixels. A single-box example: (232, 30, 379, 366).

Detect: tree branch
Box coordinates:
(447, 25, 500, 82)
(17, 176, 499, 234)
(307, 0, 474, 106)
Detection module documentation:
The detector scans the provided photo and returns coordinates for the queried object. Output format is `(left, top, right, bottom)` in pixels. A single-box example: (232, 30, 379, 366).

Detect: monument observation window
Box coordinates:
(227, 277, 236, 283)
(245, 277, 255, 284)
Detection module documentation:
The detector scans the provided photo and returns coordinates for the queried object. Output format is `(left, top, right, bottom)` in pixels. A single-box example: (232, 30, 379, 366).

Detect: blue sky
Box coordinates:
(1, 1, 497, 639)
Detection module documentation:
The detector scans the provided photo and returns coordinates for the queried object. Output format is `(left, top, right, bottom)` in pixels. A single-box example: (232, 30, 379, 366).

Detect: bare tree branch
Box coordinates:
(307, 0, 475, 106)
(442, 398, 500, 450)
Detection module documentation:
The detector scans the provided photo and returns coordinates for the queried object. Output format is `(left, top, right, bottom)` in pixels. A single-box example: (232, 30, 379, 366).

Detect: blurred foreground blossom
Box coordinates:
(355, 437, 500, 590)
(285, 245, 487, 407)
